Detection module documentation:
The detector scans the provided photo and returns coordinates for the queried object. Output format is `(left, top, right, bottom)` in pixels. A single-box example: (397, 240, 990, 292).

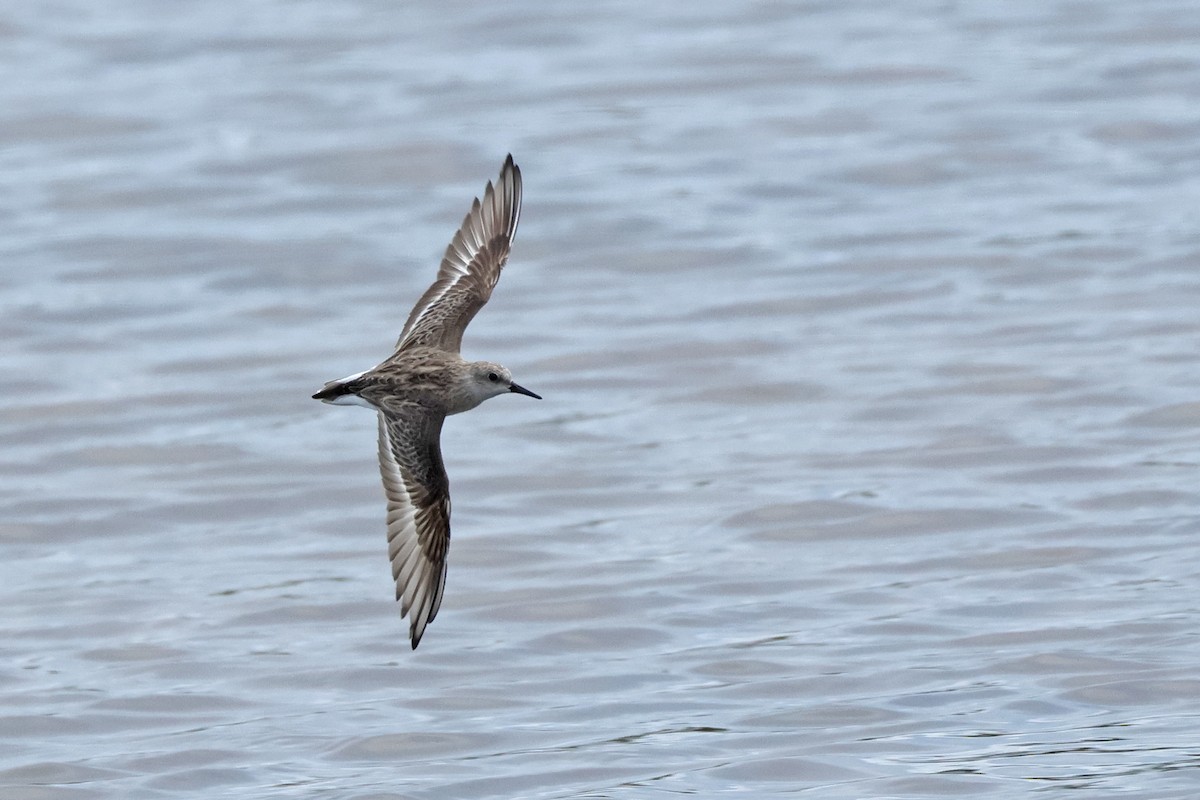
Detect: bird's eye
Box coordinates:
(487, 372, 499, 382)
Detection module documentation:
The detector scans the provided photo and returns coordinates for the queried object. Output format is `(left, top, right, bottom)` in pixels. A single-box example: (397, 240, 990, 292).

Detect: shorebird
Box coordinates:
(313, 155, 539, 649)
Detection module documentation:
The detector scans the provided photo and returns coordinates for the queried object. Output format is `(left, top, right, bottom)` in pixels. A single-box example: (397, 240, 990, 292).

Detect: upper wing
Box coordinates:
(395, 154, 522, 354)
(376, 408, 451, 649)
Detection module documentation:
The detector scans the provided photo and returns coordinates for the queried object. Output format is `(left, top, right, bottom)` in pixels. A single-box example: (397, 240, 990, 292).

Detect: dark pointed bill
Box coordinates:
(509, 382, 541, 399)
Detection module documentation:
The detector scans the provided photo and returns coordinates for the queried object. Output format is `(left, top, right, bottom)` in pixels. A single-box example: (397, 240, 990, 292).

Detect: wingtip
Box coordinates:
(502, 153, 520, 179)
(410, 617, 427, 649)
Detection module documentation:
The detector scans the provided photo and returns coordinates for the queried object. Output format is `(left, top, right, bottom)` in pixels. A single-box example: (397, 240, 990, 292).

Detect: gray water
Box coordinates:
(3, 1, 1200, 797)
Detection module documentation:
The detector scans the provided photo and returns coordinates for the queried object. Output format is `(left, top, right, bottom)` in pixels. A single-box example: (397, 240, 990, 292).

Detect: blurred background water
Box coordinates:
(2, 1, 1200, 797)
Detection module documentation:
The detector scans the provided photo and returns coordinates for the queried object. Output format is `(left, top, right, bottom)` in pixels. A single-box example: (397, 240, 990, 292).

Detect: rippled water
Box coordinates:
(3, 1, 1200, 797)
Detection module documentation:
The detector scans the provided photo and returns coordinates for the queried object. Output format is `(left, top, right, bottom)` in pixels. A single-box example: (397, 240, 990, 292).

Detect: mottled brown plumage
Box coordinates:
(313, 155, 539, 649)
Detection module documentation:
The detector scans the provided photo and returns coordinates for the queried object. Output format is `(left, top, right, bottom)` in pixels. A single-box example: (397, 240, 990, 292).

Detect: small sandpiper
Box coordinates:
(314, 155, 539, 649)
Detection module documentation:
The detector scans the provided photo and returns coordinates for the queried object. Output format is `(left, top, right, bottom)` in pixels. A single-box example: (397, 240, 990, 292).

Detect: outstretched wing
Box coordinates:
(395, 154, 522, 354)
(376, 408, 451, 649)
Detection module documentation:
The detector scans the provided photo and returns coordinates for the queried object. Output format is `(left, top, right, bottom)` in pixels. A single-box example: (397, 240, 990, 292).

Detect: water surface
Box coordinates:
(3, 1, 1200, 797)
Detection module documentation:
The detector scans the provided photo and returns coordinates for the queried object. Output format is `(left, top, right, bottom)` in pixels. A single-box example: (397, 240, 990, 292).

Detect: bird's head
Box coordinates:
(456, 361, 541, 410)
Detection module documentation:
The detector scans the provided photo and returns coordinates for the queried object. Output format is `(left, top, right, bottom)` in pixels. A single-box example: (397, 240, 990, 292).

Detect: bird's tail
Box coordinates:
(312, 381, 349, 401)
(312, 370, 369, 405)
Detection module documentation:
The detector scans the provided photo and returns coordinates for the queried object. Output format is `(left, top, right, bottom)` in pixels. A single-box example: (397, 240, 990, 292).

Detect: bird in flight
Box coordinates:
(314, 155, 539, 649)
